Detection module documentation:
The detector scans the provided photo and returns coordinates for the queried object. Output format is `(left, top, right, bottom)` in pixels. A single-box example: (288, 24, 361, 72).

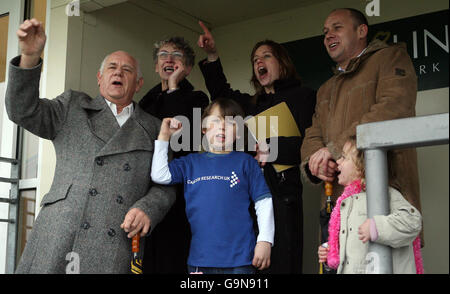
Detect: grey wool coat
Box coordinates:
(6, 56, 176, 274)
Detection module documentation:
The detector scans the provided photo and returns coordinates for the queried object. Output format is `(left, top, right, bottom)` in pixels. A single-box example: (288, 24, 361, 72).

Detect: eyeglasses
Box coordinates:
(157, 51, 184, 60)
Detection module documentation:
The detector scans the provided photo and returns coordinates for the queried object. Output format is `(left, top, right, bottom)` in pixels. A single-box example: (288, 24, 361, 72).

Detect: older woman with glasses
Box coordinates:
(197, 21, 316, 274)
(139, 36, 209, 274)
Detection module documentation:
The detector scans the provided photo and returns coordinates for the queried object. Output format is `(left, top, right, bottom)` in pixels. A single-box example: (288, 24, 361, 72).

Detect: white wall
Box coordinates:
(415, 87, 449, 273)
(45, 0, 448, 273)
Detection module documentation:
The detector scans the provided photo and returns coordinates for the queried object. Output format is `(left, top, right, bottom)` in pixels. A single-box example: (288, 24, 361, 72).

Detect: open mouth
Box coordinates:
(112, 81, 123, 86)
(329, 42, 338, 49)
(258, 67, 268, 76)
(164, 66, 174, 73)
(257, 67, 268, 81)
(215, 134, 225, 142)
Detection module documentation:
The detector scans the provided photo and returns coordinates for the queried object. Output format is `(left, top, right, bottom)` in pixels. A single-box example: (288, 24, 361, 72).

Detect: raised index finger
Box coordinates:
(198, 20, 211, 35)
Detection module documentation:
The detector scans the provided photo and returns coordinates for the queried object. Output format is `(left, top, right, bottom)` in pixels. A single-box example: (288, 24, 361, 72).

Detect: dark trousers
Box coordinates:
(143, 184, 191, 274)
(259, 165, 304, 274)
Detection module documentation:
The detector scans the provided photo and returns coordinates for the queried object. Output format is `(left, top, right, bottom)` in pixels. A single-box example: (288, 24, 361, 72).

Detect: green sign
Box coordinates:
(284, 10, 449, 91)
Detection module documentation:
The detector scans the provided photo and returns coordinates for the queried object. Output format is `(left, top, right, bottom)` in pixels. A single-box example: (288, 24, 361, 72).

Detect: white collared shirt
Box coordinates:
(338, 47, 368, 72)
(104, 98, 134, 127)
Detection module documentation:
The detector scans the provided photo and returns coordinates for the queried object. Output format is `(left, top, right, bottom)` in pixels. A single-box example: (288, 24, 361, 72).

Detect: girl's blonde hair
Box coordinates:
(346, 135, 365, 187)
(345, 135, 394, 189)
(347, 136, 365, 175)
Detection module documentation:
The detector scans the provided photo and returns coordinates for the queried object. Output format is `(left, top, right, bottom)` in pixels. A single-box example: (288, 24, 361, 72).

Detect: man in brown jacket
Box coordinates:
(301, 8, 421, 231)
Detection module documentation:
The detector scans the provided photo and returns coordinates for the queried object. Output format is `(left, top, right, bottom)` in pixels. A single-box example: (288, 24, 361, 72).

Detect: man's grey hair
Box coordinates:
(99, 52, 143, 81)
(153, 36, 195, 67)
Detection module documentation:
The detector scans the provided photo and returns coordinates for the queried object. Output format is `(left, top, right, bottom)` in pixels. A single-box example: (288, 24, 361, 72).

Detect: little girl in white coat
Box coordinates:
(318, 136, 424, 274)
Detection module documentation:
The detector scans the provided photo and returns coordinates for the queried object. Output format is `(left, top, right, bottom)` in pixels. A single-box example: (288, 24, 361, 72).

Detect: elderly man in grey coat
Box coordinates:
(6, 18, 175, 274)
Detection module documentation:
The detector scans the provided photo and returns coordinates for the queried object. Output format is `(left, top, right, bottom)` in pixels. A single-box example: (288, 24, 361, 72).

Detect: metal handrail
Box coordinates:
(0, 156, 19, 203)
(357, 113, 449, 274)
(0, 157, 19, 164)
(0, 155, 20, 274)
(0, 177, 19, 184)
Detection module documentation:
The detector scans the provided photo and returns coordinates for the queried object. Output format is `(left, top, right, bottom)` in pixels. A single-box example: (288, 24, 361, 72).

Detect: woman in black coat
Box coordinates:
(139, 36, 209, 273)
(197, 22, 316, 274)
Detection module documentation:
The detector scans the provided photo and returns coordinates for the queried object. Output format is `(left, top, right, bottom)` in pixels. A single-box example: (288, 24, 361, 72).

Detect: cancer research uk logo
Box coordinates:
(186, 171, 240, 188)
(230, 171, 240, 188)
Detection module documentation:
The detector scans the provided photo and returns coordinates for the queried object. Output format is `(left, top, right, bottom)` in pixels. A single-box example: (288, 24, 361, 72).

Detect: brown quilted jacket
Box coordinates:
(301, 40, 421, 221)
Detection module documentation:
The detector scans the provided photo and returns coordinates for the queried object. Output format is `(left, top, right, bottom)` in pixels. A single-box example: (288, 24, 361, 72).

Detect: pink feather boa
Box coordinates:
(413, 236, 424, 274)
(327, 179, 363, 269)
(326, 179, 425, 274)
